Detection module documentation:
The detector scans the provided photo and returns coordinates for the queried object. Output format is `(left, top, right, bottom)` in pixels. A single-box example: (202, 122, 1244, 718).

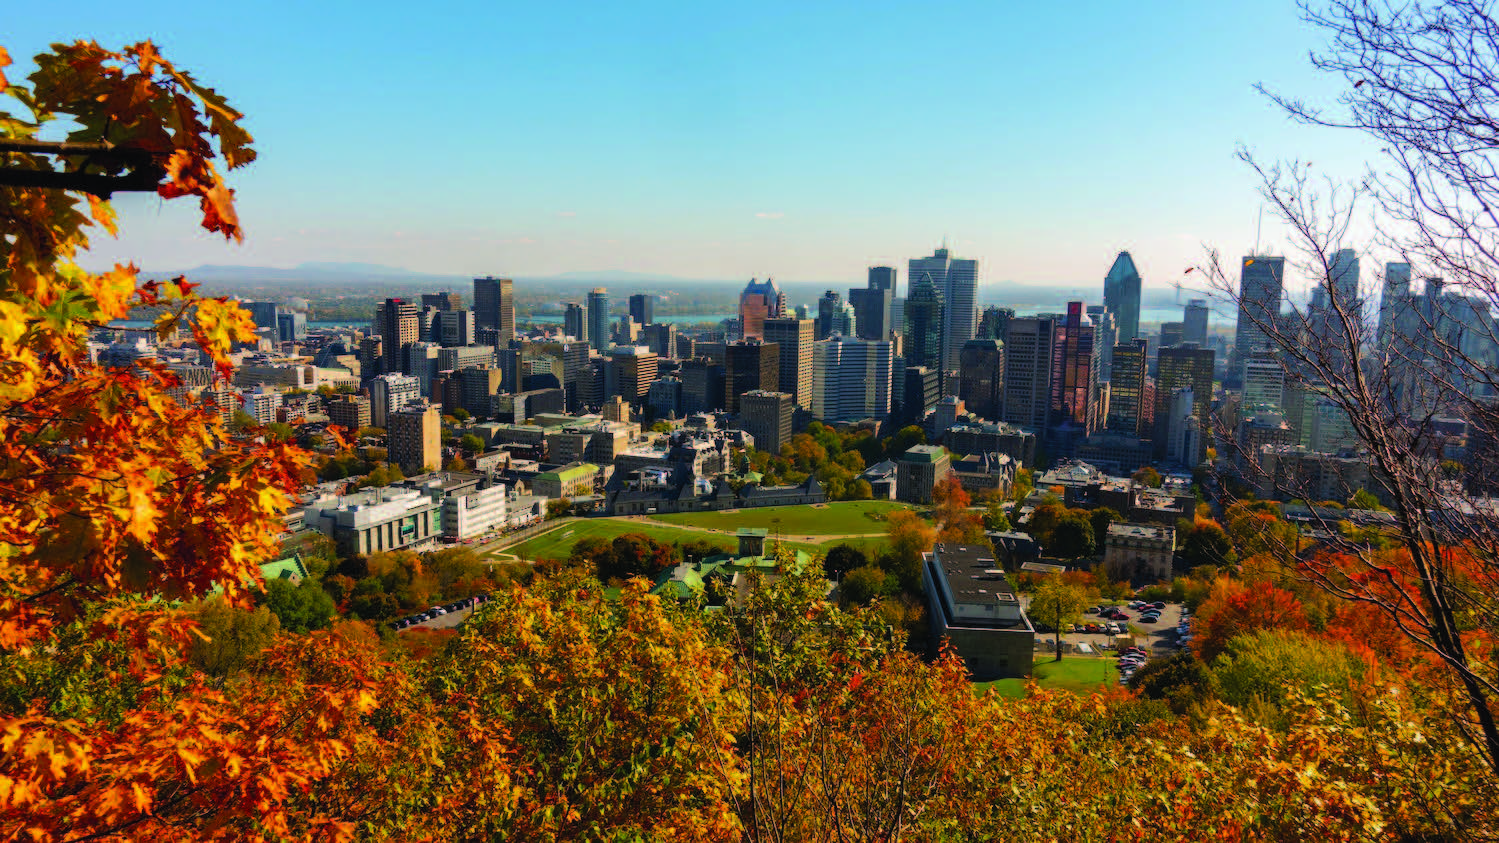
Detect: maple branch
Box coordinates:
(0, 165, 166, 198)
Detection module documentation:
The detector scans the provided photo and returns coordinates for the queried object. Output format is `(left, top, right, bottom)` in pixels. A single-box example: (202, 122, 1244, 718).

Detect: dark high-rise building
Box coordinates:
(1050, 301, 1102, 445)
(377, 298, 419, 377)
(472, 277, 514, 344)
(628, 293, 655, 326)
(816, 290, 844, 340)
(850, 286, 893, 341)
(435, 309, 475, 347)
(900, 366, 941, 427)
(1000, 316, 1059, 432)
(586, 288, 610, 352)
(563, 302, 585, 342)
(903, 275, 945, 383)
(559, 340, 590, 412)
(244, 301, 280, 335)
(276, 311, 306, 343)
(738, 278, 785, 340)
(740, 390, 795, 455)
(977, 306, 1014, 342)
(724, 340, 779, 414)
(422, 292, 462, 312)
(1103, 251, 1143, 343)
(641, 322, 677, 359)
(1155, 344, 1215, 462)
(1159, 322, 1184, 349)
(850, 266, 897, 341)
(1183, 299, 1210, 346)
(680, 358, 726, 414)
(762, 317, 814, 409)
(1107, 338, 1149, 437)
(1232, 256, 1285, 384)
(868, 265, 897, 292)
(958, 339, 1004, 421)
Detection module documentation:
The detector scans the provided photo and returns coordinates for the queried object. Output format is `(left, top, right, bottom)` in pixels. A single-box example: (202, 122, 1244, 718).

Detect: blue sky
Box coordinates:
(8, 1, 1381, 288)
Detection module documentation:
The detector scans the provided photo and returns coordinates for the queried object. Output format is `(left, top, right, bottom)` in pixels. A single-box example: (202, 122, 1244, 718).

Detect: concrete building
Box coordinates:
(533, 462, 599, 499)
(376, 298, 420, 377)
(441, 481, 509, 541)
(1000, 316, 1058, 432)
(641, 323, 677, 359)
(327, 393, 371, 432)
(762, 317, 814, 409)
(896, 445, 951, 504)
(610, 346, 658, 404)
(369, 373, 421, 429)
(241, 386, 282, 425)
(301, 485, 441, 556)
(812, 335, 893, 423)
(1103, 522, 1176, 582)
(647, 377, 683, 419)
(945, 421, 1038, 467)
(739, 390, 795, 455)
(921, 543, 1034, 679)
(389, 402, 441, 474)
(951, 452, 1016, 498)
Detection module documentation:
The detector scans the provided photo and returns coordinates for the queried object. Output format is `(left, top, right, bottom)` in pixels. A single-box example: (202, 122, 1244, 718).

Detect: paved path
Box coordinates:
(613, 515, 887, 543)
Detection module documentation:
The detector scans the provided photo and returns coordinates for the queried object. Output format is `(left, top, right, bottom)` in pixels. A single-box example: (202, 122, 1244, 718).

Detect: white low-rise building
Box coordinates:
(442, 482, 509, 541)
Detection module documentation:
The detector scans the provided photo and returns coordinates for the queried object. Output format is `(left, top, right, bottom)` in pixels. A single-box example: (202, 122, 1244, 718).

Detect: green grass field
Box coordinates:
(499, 517, 887, 563)
(974, 657, 1120, 699)
(647, 500, 914, 536)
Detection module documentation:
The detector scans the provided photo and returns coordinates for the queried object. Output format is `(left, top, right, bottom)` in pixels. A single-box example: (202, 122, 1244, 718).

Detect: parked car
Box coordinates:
(1139, 614, 1160, 624)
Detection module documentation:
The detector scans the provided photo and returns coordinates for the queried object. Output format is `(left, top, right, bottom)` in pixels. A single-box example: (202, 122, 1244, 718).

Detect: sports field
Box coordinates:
(501, 516, 889, 563)
(974, 657, 1121, 699)
(648, 500, 913, 536)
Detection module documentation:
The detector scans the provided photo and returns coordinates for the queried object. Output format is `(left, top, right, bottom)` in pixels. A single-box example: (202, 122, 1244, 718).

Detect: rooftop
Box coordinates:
(1106, 522, 1175, 541)
(929, 542, 1016, 605)
(902, 445, 947, 463)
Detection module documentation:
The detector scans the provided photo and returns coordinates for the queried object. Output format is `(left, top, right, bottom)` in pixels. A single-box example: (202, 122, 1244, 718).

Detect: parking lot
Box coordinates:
(1024, 599, 1188, 657)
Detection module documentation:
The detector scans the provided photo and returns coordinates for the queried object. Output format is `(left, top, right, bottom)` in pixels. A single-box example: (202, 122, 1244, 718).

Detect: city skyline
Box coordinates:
(10, 2, 1380, 285)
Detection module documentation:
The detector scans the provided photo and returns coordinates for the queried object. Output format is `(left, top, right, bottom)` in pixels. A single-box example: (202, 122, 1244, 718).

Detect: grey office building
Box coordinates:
(586, 288, 611, 352)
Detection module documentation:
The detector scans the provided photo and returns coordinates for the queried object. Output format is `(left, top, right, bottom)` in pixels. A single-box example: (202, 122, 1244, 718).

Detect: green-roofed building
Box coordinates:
(533, 462, 598, 499)
(651, 529, 814, 606)
(896, 445, 951, 504)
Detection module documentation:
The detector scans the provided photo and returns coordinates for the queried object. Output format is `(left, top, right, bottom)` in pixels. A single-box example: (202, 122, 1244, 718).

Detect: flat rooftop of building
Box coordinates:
(1106, 522, 1175, 541)
(929, 542, 1017, 604)
(901, 445, 946, 463)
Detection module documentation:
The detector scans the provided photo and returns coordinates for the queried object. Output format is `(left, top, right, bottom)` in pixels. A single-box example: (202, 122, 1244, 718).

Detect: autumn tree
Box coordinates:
(1192, 579, 1310, 662)
(1190, 0, 1499, 773)
(0, 40, 413, 840)
(1028, 578, 1089, 661)
(1048, 511, 1096, 559)
(932, 475, 985, 544)
(1180, 518, 1236, 569)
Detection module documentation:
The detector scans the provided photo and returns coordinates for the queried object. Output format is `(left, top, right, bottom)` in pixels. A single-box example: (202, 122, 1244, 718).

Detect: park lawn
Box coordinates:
(647, 500, 914, 536)
(974, 657, 1120, 699)
(499, 518, 883, 563)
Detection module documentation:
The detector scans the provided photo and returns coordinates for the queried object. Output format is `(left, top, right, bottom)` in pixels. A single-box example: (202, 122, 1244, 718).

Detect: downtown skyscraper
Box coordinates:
(1232, 256, 1286, 384)
(1102, 251, 1142, 343)
(586, 288, 610, 352)
(472, 276, 515, 345)
(909, 246, 977, 372)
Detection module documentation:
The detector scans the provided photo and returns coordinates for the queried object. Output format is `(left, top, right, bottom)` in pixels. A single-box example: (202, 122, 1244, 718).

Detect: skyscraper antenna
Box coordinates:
(1254, 204, 1264, 256)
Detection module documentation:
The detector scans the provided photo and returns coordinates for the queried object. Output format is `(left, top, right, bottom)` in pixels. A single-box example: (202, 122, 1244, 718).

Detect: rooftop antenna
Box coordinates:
(1254, 204, 1265, 257)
